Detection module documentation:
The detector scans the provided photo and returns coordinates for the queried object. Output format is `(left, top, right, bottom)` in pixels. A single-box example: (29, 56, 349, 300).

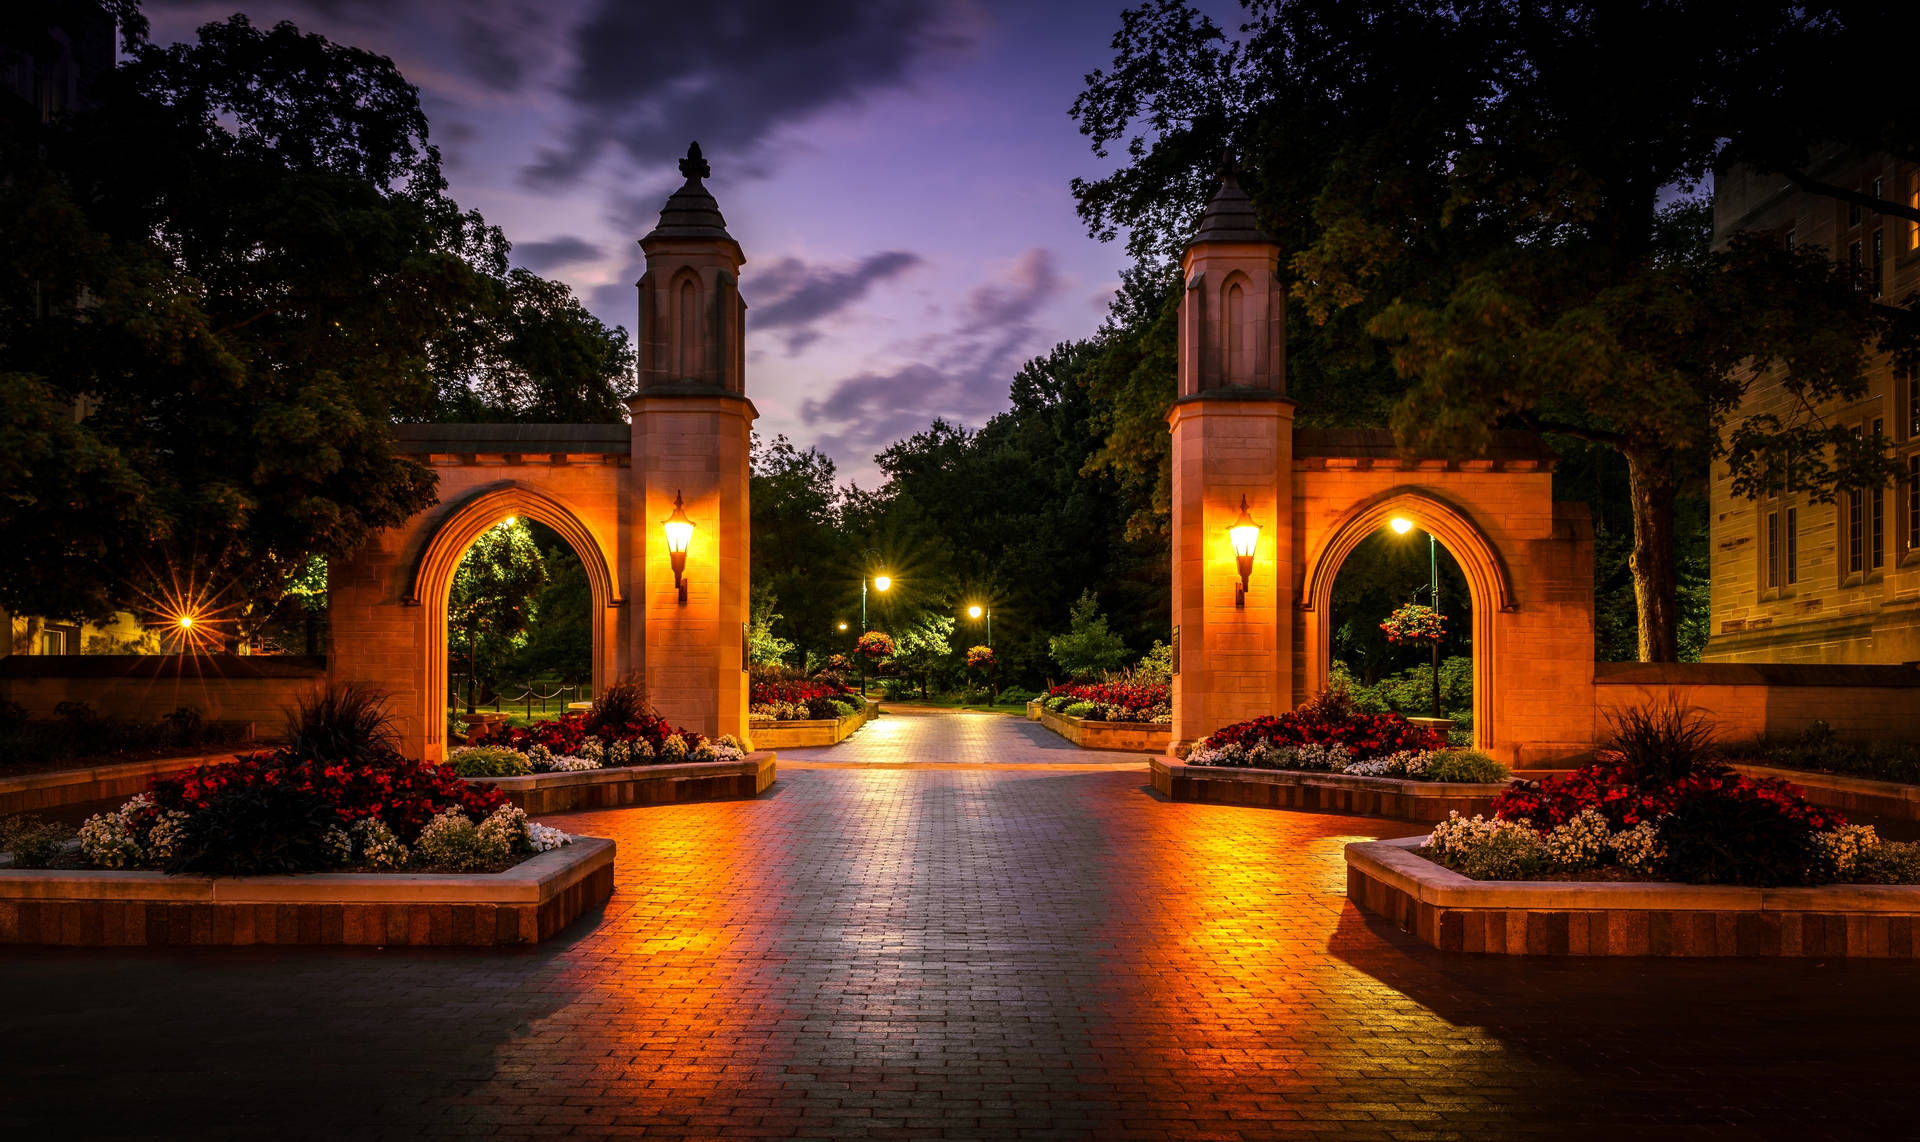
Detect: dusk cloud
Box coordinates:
(523, 0, 972, 188)
(752, 251, 923, 353)
(514, 235, 605, 273)
(800, 248, 1061, 467)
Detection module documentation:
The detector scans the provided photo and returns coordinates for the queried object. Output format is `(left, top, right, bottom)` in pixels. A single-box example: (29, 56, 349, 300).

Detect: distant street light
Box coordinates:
(858, 550, 892, 696)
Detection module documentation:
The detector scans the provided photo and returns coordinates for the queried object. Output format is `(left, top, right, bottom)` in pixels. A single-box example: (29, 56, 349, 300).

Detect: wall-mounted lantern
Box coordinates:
(663, 490, 694, 604)
(1229, 495, 1260, 608)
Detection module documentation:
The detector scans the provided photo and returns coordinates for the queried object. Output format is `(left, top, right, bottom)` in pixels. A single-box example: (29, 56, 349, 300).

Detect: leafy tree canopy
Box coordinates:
(1070, 0, 1915, 660)
(1049, 589, 1131, 679)
(0, 5, 632, 630)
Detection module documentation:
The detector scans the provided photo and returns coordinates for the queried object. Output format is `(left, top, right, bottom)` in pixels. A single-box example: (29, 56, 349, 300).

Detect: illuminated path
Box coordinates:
(4, 758, 1916, 1137)
(781, 705, 1150, 767)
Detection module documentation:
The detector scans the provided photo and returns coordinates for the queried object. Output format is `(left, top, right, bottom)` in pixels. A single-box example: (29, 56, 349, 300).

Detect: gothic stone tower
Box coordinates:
(629, 143, 754, 743)
(1167, 168, 1293, 751)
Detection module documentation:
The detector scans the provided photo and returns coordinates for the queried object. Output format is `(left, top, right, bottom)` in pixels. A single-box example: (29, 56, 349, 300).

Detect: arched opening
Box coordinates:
(1299, 488, 1516, 753)
(445, 517, 595, 731)
(1325, 524, 1475, 743)
(407, 484, 621, 761)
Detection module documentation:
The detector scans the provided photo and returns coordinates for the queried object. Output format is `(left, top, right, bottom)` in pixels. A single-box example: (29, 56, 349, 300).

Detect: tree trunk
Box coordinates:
(1625, 449, 1680, 662)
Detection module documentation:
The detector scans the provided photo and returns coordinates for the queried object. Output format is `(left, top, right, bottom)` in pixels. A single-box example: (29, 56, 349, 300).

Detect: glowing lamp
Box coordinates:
(968, 605, 982, 619)
(1229, 495, 1260, 608)
(177, 615, 195, 630)
(838, 621, 849, 632)
(1390, 516, 1414, 535)
(873, 575, 891, 592)
(663, 490, 694, 604)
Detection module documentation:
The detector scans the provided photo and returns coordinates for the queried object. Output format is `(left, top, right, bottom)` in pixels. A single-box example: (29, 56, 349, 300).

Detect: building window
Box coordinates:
(1911, 376, 1920, 441)
(1873, 230, 1885, 298)
(1766, 511, 1780, 589)
(1785, 226, 1796, 252)
(1848, 489, 1864, 575)
(1909, 172, 1919, 251)
(1849, 196, 1861, 227)
(1786, 506, 1799, 584)
(1848, 240, 1863, 289)
(1873, 419, 1886, 570)
(1909, 455, 1920, 554)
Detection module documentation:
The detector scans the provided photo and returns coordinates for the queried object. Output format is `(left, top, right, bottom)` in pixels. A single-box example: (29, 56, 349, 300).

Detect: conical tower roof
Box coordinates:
(642, 142, 739, 248)
(1190, 167, 1277, 246)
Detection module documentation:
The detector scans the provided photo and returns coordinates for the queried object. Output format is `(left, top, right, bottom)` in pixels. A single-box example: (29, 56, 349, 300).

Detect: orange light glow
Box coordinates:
(1389, 516, 1415, 535)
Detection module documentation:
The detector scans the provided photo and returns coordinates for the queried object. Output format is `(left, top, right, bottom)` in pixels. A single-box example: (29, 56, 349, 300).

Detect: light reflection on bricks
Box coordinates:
(3, 714, 1918, 1138)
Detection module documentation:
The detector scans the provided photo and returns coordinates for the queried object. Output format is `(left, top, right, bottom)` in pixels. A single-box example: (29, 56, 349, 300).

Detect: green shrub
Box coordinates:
(1852, 840, 1920, 884)
(1757, 721, 1920, 785)
(0, 814, 75, 868)
(1424, 750, 1508, 784)
(1453, 827, 1544, 880)
(282, 685, 399, 765)
(449, 746, 533, 778)
(1063, 701, 1098, 720)
(412, 809, 512, 872)
(824, 699, 856, 719)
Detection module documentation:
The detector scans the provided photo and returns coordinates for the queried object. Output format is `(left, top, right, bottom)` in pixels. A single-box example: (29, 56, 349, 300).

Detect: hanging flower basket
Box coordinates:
(855, 630, 895, 662)
(966, 645, 995, 672)
(1380, 602, 1446, 645)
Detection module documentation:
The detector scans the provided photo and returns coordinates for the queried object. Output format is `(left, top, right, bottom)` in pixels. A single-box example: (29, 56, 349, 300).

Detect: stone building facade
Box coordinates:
(1705, 150, 1920, 664)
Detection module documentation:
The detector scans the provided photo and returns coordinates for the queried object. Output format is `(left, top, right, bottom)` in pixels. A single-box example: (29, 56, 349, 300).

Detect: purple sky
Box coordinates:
(144, 0, 1239, 486)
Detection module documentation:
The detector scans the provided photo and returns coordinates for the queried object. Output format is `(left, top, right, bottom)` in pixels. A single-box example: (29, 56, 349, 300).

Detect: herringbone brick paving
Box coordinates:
(3, 712, 1915, 1139)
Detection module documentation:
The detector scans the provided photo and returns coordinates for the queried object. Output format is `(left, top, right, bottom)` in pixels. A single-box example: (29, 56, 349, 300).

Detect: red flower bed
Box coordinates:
(1493, 757, 1843, 832)
(495, 710, 689, 757)
(1200, 691, 1441, 760)
(1046, 681, 1168, 718)
(750, 678, 857, 707)
(148, 751, 508, 842)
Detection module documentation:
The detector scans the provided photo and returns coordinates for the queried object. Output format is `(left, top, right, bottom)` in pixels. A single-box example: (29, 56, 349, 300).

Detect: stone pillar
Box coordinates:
(627, 144, 755, 744)
(1167, 168, 1294, 753)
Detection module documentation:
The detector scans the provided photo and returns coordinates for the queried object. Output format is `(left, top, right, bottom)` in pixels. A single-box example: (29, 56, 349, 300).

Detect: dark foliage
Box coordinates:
(1655, 783, 1821, 888)
(0, 708, 250, 768)
(1607, 699, 1719, 783)
(582, 677, 650, 740)
(279, 686, 399, 765)
(165, 780, 343, 875)
(1756, 721, 1920, 785)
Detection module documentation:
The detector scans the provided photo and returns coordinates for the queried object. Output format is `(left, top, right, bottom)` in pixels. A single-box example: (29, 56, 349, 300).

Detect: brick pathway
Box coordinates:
(3, 712, 1915, 1139)
(782, 707, 1148, 766)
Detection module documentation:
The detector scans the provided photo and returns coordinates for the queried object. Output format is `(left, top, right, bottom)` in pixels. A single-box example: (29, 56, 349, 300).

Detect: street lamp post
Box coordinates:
(967, 603, 991, 648)
(1390, 517, 1444, 720)
(857, 549, 891, 697)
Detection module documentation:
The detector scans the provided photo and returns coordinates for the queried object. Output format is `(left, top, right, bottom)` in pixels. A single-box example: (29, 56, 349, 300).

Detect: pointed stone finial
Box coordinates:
(679, 141, 710, 181)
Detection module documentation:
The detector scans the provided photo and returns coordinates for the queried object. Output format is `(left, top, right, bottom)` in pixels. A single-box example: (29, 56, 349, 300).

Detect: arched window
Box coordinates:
(1224, 279, 1251, 384)
(676, 277, 699, 378)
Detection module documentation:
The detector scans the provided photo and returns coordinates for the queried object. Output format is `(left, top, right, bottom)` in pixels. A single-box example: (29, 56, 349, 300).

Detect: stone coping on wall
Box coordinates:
(469, 752, 776, 814)
(0, 654, 325, 679)
(1594, 660, 1920, 688)
(750, 698, 878, 749)
(0, 750, 250, 816)
(1152, 757, 1510, 822)
(1032, 707, 1172, 754)
(0, 837, 615, 946)
(1347, 835, 1920, 957)
(1731, 763, 1920, 822)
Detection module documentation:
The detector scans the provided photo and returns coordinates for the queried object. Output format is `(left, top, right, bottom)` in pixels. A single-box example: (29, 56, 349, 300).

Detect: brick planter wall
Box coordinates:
(470, 753, 776, 814)
(1348, 836, 1920, 958)
(0, 751, 250, 816)
(0, 837, 615, 947)
(750, 700, 877, 749)
(1033, 707, 1171, 754)
(1152, 758, 1508, 822)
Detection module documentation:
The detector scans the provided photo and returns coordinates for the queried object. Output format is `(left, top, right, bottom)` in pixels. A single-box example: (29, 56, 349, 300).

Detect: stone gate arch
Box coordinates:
(1168, 166, 1599, 765)
(1297, 487, 1515, 753)
(408, 482, 624, 755)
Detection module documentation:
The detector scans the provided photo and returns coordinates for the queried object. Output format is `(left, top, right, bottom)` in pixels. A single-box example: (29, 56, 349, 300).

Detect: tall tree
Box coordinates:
(447, 519, 544, 713)
(1071, 0, 1913, 660)
(0, 7, 641, 633)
